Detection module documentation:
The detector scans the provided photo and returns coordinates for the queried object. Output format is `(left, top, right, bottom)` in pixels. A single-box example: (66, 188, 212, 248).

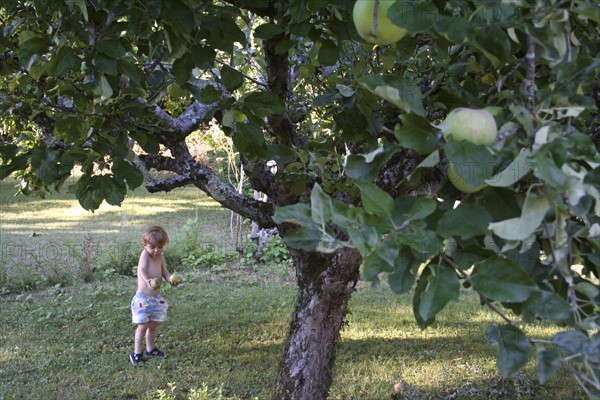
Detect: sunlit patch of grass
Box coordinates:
(331, 284, 586, 400)
(0, 177, 232, 290)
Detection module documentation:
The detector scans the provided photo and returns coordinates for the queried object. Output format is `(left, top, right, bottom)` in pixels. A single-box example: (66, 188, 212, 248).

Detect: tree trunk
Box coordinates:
(271, 246, 362, 400)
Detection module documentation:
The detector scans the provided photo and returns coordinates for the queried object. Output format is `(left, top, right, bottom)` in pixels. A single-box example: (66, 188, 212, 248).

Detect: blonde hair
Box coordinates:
(142, 226, 169, 247)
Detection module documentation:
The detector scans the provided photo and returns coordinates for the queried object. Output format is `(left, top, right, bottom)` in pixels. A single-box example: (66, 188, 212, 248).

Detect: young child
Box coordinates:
(130, 225, 179, 365)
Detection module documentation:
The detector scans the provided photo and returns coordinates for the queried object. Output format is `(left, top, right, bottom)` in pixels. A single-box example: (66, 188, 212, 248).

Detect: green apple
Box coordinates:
(447, 162, 487, 193)
(170, 273, 181, 285)
(167, 82, 188, 98)
(439, 108, 498, 146)
(149, 278, 160, 290)
(353, 0, 407, 46)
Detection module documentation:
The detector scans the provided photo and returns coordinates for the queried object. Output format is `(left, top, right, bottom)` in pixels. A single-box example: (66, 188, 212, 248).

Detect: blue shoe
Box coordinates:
(129, 352, 144, 365)
(144, 348, 165, 358)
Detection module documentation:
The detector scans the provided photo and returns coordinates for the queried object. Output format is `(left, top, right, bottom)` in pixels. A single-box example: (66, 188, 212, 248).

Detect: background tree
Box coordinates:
(1, 1, 599, 399)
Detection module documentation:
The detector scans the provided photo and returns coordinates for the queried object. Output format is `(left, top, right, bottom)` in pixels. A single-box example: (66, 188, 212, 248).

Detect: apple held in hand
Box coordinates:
(439, 108, 498, 146)
(149, 278, 160, 290)
(170, 273, 181, 286)
(353, 0, 407, 46)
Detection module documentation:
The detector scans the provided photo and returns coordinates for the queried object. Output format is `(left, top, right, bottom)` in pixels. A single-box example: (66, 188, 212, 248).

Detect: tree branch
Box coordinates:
(524, 36, 537, 110)
(150, 94, 221, 139)
(145, 175, 194, 193)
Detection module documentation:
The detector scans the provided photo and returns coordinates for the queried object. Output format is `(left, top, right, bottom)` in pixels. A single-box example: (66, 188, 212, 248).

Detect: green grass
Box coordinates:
(0, 178, 588, 399)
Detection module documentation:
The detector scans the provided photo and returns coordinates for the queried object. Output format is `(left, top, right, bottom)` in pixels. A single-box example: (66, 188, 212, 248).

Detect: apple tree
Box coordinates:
(1, 0, 599, 399)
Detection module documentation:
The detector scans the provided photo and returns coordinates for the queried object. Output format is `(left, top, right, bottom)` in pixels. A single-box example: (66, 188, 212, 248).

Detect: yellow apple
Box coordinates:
(170, 273, 181, 285)
(440, 108, 498, 146)
(149, 278, 160, 290)
(353, 0, 407, 46)
(447, 162, 487, 193)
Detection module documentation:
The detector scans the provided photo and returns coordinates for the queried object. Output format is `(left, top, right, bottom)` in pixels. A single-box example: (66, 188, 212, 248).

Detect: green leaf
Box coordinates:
(18, 31, 48, 69)
(31, 147, 58, 182)
(310, 183, 333, 226)
(191, 45, 216, 69)
(197, 85, 221, 104)
(233, 122, 265, 155)
(413, 263, 460, 328)
(96, 38, 127, 59)
(445, 138, 496, 189)
(356, 182, 394, 218)
(173, 53, 194, 84)
(254, 23, 285, 40)
(76, 175, 105, 211)
(488, 192, 550, 241)
(388, 2, 439, 34)
(118, 60, 146, 89)
(73, 0, 88, 21)
(521, 290, 572, 323)
(404, 197, 437, 222)
(131, 132, 160, 154)
(552, 330, 588, 357)
(437, 203, 493, 240)
(357, 74, 425, 116)
(434, 16, 472, 44)
(394, 114, 439, 155)
(55, 115, 84, 143)
(273, 203, 314, 227)
(388, 247, 416, 294)
(536, 345, 561, 384)
(344, 146, 398, 182)
(93, 74, 113, 99)
(283, 226, 342, 254)
(267, 144, 296, 165)
(102, 176, 126, 206)
(472, 256, 538, 303)
(486, 149, 534, 187)
(113, 159, 144, 190)
(160, 0, 195, 34)
(241, 91, 287, 117)
(362, 243, 398, 281)
(46, 46, 79, 77)
(318, 40, 339, 67)
(398, 221, 441, 261)
(486, 324, 532, 377)
(471, 26, 512, 67)
(220, 65, 244, 91)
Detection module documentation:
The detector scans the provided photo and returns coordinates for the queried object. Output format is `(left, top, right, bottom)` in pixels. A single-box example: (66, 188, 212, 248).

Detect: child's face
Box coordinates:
(143, 242, 164, 258)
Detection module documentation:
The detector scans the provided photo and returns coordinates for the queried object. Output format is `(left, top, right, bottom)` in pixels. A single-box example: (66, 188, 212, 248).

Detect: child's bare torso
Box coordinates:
(136, 250, 165, 296)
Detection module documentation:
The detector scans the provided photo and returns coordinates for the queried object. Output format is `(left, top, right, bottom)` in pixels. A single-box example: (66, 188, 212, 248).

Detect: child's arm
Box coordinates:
(161, 258, 179, 286)
(138, 253, 155, 289)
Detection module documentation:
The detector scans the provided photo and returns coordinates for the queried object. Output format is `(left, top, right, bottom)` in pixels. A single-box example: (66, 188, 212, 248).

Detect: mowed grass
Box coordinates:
(0, 178, 587, 399)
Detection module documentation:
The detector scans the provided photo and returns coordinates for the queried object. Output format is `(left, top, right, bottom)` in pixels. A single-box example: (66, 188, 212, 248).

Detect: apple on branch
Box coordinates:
(353, 0, 407, 46)
(438, 108, 498, 146)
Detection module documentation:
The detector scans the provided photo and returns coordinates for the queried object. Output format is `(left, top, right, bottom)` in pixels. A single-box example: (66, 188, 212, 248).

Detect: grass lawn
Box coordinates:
(0, 178, 588, 399)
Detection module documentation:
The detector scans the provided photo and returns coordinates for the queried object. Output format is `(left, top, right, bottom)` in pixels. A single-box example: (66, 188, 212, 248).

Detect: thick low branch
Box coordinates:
(151, 98, 220, 139)
(138, 154, 178, 171)
(139, 141, 276, 228)
(145, 175, 194, 193)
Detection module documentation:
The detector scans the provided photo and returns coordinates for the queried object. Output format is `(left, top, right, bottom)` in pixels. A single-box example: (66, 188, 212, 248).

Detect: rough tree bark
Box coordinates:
(271, 246, 363, 400)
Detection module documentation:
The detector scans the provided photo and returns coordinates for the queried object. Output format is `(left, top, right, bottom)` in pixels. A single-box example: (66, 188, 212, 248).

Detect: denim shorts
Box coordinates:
(131, 292, 168, 324)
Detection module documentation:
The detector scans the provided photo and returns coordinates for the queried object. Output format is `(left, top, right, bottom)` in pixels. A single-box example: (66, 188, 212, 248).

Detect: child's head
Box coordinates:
(142, 226, 169, 247)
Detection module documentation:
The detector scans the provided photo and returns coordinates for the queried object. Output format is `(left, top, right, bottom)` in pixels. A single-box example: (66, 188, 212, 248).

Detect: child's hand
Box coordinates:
(149, 278, 160, 290)
(169, 273, 181, 287)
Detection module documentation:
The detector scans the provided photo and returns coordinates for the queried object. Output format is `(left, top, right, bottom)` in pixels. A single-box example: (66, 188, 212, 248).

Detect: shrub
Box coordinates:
(97, 241, 138, 276)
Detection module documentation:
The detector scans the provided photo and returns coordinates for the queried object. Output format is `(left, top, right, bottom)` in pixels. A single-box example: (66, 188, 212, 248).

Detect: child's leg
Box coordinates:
(134, 323, 149, 354)
(145, 321, 159, 352)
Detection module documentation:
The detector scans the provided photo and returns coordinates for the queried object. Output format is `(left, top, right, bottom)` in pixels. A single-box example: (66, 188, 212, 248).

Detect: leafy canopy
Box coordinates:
(1, 0, 599, 394)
